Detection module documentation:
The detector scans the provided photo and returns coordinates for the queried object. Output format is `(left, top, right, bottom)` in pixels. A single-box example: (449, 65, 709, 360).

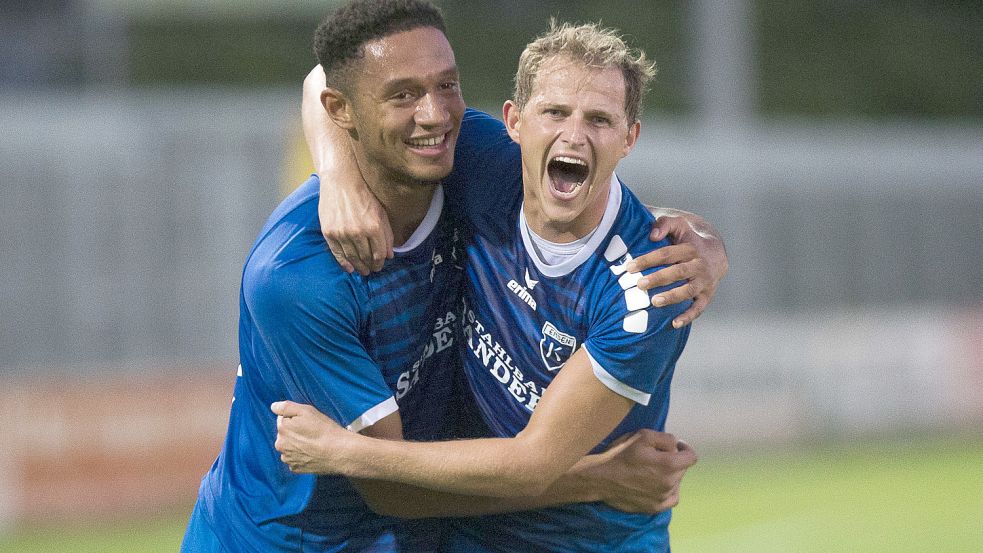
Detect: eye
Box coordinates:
(439, 81, 460, 92)
(390, 90, 416, 102)
(590, 115, 612, 126)
(544, 108, 563, 118)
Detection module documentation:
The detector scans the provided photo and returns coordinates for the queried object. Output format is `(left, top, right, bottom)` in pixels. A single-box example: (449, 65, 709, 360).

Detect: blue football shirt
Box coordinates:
(193, 176, 464, 552)
(443, 110, 692, 552)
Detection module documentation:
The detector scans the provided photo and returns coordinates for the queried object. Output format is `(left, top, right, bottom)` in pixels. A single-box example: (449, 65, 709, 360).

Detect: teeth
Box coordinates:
(553, 156, 586, 166)
(407, 135, 444, 147)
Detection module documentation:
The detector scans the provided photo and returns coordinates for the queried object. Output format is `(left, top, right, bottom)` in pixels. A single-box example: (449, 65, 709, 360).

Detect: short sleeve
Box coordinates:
(243, 253, 396, 431)
(443, 109, 522, 222)
(583, 266, 691, 406)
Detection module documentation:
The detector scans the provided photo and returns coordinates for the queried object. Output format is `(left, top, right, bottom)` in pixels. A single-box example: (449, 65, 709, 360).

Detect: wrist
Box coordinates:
(331, 431, 366, 477)
(560, 455, 608, 504)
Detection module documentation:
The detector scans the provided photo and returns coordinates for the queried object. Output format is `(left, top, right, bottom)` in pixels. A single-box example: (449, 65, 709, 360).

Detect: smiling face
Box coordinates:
(339, 26, 465, 188)
(504, 55, 639, 242)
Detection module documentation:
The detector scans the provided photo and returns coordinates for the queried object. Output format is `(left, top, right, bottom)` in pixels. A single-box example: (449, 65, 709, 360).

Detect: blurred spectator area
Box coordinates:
(0, 1, 980, 117)
(1, 0, 981, 527)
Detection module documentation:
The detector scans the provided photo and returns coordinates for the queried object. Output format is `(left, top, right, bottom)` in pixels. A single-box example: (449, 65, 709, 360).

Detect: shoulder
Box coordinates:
(460, 108, 508, 137)
(586, 184, 688, 332)
(243, 179, 359, 322)
(445, 109, 522, 221)
(610, 182, 661, 252)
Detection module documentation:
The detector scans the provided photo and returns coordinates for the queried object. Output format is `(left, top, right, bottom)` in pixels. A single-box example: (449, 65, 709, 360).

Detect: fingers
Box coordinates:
(637, 258, 700, 292)
(634, 430, 697, 469)
(671, 295, 709, 328)
(654, 213, 691, 243)
(673, 440, 699, 468)
(634, 429, 678, 452)
(270, 400, 305, 418)
(326, 239, 355, 274)
(349, 235, 375, 276)
(325, 226, 392, 275)
(650, 280, 696, 310)
(627, 244, 697, 274)
(367, 228, 394, 273)
(648, 216, 672, 242)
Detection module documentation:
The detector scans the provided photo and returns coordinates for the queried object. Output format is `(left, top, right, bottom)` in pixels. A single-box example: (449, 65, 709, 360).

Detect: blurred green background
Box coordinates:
(3, 438, 981, 552)
(1, 1, 981, 551)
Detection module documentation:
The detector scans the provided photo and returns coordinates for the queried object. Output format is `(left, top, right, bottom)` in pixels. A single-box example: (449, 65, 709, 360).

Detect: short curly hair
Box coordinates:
(313, 0, 447, 92)
(514, 20, 656, 124)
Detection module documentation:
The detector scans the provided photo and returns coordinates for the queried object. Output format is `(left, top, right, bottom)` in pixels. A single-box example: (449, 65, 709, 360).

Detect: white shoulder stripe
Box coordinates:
(347, 397, 399, 433)
(584, 347, 651, 406)
(604, 234, 628, 262)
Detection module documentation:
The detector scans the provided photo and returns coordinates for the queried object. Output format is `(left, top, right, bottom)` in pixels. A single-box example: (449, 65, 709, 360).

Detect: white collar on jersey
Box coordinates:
(519, 174, 623, 278)
(393, 185, 444, 254)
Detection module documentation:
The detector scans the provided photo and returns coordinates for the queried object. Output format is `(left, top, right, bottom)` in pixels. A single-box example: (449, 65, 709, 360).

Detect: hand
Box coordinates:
(271, 400, 349, 474)
(628, 208, 729, 328)
(590, 430, 697, 513)
(317, 179, 394, 276)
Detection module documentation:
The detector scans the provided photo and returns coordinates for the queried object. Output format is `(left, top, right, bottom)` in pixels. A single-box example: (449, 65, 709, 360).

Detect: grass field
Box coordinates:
(2, 437, 980, 552)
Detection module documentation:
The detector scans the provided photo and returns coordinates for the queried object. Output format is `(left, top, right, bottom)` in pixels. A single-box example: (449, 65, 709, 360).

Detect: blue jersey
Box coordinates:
(444, 110, 691, 552)
(194, 176, 464, 552)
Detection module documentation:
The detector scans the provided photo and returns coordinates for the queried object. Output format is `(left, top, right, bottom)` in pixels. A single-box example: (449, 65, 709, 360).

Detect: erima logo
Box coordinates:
(507, 269, 537, 310)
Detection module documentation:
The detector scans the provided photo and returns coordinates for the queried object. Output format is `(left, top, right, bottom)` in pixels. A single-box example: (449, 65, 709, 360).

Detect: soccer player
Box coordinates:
(182, 2, 722, 552)
(274, 17, 712, 553)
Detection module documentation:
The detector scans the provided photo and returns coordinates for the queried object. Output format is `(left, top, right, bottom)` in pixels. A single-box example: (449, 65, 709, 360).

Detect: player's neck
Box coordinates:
(523, 182, 611, 244)
(357, 161, 437, 248)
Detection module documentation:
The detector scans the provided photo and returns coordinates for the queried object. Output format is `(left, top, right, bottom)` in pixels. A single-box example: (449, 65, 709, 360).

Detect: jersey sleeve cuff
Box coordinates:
(346, 396, 399, 433)
(584, 348, 651, 406)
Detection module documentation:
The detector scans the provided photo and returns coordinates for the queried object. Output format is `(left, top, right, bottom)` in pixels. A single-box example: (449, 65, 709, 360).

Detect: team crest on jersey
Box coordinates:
(540, 321, 576, 372)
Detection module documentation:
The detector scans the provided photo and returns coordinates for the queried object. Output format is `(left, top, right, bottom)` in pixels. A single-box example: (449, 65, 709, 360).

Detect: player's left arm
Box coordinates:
(298, 414, 694, 518)
(274, 347, 651, 498)
(629, 207, 729, 328)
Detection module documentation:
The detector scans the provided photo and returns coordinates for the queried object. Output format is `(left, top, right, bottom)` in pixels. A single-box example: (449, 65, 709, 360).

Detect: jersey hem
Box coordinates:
(347, 397, 399, 432)
(584, 347, 651, 406)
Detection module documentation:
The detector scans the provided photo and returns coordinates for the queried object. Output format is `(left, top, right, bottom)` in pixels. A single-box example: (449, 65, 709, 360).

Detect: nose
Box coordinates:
(560, 115, 587, 147)
(415, 92, 450, 129)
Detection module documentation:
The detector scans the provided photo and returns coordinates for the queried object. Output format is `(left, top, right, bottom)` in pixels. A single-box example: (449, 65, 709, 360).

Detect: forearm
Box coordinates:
(302, 65, 336, 173)
(353, 455, 603, 518)
(337, 432, 571, 498)
(303, 65, 365, 180)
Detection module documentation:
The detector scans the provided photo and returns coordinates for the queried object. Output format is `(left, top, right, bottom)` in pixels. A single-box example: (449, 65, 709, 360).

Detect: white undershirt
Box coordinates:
(525, 225, 597, 266)
(519, 175, 623, 276)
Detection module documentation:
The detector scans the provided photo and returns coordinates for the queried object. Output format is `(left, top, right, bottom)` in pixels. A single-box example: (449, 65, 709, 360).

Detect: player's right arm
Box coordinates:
(278, 404, 696, 518)
(303, 65, 393, 275)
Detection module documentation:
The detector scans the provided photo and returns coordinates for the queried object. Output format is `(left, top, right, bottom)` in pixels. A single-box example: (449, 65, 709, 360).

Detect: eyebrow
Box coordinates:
(537, 101, 620, 119)
(382, 66, 460, 92)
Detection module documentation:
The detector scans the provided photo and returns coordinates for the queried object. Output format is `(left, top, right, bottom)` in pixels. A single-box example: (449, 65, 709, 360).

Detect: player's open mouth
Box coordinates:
(548, 155, 590, 198)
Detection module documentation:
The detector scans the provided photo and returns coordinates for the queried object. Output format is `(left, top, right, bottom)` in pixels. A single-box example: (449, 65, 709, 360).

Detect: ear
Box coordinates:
(622, 120, 640, 158)
(321, 87, 356, 131)
(503, 100, 522, 143)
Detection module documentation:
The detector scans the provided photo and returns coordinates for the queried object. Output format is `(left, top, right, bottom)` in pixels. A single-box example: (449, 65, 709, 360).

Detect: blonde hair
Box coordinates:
(513, 20, 657, 124)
